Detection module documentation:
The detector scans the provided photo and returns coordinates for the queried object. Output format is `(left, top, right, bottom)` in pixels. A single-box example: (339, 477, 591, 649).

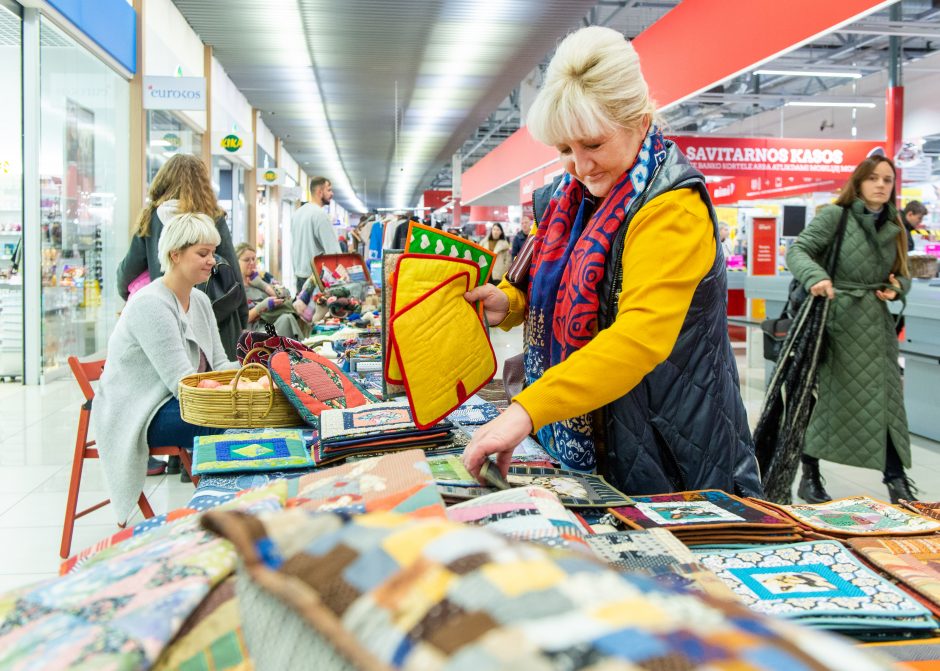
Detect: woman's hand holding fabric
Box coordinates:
(875, 273, 901, 302)
(256, 297, 284, 313)
(461, 402, 533, 481)
(810, 279, 835, 300)
(464, 284, 510, 326)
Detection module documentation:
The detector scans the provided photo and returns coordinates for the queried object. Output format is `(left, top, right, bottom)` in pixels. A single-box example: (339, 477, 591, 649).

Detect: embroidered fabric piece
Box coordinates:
(696, 541, 936, 632)
(293, 361, 345, 401)
(586, 528, 695, 571)
(447, 402, 501, 425)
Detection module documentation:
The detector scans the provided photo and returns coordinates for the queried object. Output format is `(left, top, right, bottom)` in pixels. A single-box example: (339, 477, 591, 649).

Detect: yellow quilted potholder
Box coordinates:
(390, 271, 496, 430)
(385, 254, 481, 384)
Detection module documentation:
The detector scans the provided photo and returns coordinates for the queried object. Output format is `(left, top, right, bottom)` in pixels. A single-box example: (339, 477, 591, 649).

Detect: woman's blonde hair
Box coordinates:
(235, 242, 256, 259)
(158, 212, 221, 272)
(135, 154, 224, 237)
(527, 26, 656, 146)
(834, 155, 910, 278)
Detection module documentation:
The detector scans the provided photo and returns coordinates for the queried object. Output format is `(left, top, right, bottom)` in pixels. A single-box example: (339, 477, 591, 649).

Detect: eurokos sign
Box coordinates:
(143, 76, 206, 111)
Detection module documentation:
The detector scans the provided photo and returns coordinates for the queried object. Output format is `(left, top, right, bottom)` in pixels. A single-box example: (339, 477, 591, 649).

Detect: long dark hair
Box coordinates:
(834, 155, 909, 278)
(488, 222, 505, 240)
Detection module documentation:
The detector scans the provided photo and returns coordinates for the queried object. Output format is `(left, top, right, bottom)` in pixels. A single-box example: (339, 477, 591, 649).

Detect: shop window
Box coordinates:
(145, 110, 203, 186)
(39, 17, 129, 373)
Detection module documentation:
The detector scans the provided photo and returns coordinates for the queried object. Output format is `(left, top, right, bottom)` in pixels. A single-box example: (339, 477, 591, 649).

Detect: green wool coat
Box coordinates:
(786, 199, 911, 471)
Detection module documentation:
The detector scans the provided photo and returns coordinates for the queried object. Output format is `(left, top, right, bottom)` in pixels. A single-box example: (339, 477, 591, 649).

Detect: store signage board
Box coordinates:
(256, 167, 285, 186)
(751, 217, 778, 277)
(143, 76, 206, 111)
(674, 137, 883, 182)
(422, 189, 453, 210)
(211, 132, 253, 159)
(708, 175, 841, 205)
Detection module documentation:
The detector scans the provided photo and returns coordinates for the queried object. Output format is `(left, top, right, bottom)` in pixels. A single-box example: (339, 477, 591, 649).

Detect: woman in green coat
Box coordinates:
(787, 155, 915, 504)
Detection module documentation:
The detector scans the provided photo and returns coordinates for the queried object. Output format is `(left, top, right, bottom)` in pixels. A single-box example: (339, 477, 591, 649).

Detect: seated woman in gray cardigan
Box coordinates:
(94, 213, 239, 525)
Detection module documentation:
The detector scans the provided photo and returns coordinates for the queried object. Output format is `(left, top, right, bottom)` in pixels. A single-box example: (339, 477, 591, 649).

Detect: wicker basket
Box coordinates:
(909, 254, 939, 279)
(179, 362, 302, 428)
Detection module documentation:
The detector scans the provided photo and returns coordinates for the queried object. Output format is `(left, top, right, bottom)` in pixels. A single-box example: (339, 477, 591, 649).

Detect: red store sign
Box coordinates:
(672, 136, 884, 181)
(751, 217, 778, 276)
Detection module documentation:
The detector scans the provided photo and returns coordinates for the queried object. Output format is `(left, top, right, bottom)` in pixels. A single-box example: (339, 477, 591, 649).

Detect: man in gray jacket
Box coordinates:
(291, 176, 341, 293)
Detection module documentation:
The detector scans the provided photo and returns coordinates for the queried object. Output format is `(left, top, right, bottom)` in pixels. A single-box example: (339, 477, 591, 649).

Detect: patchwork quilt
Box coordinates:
(204, 508, 895, 671)
(848, 536, 940, 614)
(765, 496, 940, 536)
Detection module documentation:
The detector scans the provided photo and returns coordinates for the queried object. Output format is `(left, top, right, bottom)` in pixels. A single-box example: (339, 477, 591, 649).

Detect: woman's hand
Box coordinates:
(462, 402, 534, 481)
(810, 279, 835, 300)
(256, 297, 284, 313)
(464, 284, 510, 326)
(876, 273, 901, 302)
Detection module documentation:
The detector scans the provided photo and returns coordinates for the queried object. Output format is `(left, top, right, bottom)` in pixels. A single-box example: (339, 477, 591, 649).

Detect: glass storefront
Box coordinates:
(39, 16, 129, 373)
(146, 110, 203, 186)
(0, 4, 23, 379)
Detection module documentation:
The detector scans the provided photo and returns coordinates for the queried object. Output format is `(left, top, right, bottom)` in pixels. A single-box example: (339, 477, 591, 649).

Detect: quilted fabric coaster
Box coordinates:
(390, 272, 496, 429)
(766, 496, 940, 536)
(586, 528, 695, 571)
(610, 490, 794, 531)
(447, 486, 588, 547)
(696, 541, 936, 631)
(318, 400, 418, 440)
(289, 449, 446, 519)
(205, 507, 895, 671)
(447, 401, 501, 425)
(497, 467, 631, 508)
(427, 453, 478, 487)
(193, 430, 314, 475)
(848, 536, 940, 613)
(385, 254, 481, 384)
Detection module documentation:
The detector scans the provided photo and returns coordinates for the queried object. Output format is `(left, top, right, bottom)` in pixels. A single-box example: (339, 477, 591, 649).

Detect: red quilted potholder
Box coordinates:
(269, 350, 369, 426)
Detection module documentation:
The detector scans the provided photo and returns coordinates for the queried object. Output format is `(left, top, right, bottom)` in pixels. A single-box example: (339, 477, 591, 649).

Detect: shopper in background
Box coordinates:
(787, 155, 915, 504)
(290, 176, 341, 294)
(96, 213, 237, 524)
(235, 243, 308, 340)
(719, 222, 735, 259)
(902, 200, 928, 251)
(511, 217, 530, 260)
(461, 26, 761, 498)
(117, 154, 248, 362)
(484, 222, 512, 284)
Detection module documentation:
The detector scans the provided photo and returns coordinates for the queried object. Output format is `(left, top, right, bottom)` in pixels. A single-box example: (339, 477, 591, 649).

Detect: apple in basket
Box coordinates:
(196, 379, 221, 389)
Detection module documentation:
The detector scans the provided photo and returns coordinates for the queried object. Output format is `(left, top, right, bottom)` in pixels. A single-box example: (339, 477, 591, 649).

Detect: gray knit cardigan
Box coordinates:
(93, 280, 238, 523)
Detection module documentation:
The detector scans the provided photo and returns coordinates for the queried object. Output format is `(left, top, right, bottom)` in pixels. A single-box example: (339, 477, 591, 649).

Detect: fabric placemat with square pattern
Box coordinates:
(193, 430, 314, 475)
(763, 496, 940, 536)
(505, 466, 633, 508)
(696, 540, 936, 631)
(847, 536, 940, 614)
(609, 490, 795, 531)
(585, 528, 695, 571)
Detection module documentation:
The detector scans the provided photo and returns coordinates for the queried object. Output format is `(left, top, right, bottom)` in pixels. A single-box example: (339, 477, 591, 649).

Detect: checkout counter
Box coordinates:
(745, 275, 940, 442)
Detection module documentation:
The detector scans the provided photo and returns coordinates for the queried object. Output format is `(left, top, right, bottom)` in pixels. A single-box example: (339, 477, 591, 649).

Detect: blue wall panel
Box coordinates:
(47, 0, 136, 74)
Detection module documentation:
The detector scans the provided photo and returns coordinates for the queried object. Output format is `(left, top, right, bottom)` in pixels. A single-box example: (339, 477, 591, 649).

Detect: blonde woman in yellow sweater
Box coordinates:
(461, 26, 761, 497)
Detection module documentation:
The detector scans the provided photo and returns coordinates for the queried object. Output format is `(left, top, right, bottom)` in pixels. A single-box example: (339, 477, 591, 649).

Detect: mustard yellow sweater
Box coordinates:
(501, 188, 716, 432)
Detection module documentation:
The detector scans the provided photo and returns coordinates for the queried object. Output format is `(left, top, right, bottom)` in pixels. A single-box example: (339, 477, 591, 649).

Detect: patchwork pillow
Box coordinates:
(204, 508, 896, 671)
(192, 430, 314, 475)
(269, 349, 370, 425)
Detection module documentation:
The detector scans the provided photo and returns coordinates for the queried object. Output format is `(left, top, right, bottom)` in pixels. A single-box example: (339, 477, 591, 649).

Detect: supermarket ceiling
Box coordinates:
(171, 0, 597, 211)
(172, 0, 940, 212)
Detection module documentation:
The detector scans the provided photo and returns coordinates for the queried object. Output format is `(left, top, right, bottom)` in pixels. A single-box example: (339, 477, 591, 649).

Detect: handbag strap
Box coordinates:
(825, 206, 850, 278)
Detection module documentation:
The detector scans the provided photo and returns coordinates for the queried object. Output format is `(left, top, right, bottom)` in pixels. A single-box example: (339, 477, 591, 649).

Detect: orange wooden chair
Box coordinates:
(60, 355, 200, 559)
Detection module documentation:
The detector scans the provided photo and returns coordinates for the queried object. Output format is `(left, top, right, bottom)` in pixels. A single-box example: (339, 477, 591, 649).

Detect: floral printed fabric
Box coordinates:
(0, 488, 285, 670)
(206, 508, 895, 671)
(695, 541, 937, 634)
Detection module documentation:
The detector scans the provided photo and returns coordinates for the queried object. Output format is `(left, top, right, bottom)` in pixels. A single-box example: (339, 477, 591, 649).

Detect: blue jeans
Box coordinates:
(147, 398, 226, 450)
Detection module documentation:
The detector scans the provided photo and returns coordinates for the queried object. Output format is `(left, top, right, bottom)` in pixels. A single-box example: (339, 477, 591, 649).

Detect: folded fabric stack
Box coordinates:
(696, 540, 938, 640)
(608, 489, 803, 546)
(759, 495, 940, 538)
(847, 536, 940, 618)
(384, 233, 498, 429)
(313, 400, 454, 466)
(900, 499, 940, 522)
(585, 528, 740, 602)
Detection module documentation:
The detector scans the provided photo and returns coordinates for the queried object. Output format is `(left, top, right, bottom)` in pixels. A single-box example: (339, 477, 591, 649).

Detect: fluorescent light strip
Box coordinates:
(785, 101, 877, 108)
(754, 69, 862, 79)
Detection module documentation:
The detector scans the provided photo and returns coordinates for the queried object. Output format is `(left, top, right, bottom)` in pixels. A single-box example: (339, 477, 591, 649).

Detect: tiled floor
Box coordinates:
(1, 328, 937, 592)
